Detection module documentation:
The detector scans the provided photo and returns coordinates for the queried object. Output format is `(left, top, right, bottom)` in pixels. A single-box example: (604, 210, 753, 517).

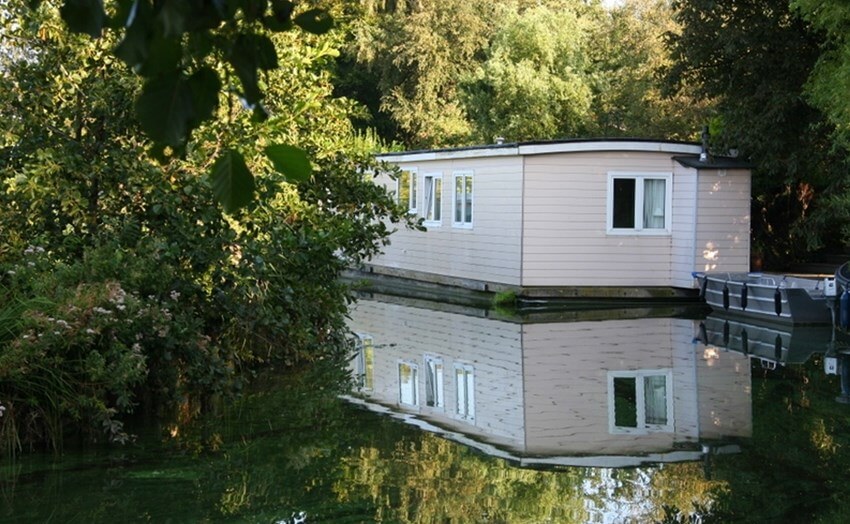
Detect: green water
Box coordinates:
(2, 345, 850, 523)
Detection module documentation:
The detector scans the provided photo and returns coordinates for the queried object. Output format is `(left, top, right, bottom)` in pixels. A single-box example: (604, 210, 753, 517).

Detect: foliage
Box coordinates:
(0, 5, 411, 452)
(461, 2, 594, 142)
(666, 0, 850, 264)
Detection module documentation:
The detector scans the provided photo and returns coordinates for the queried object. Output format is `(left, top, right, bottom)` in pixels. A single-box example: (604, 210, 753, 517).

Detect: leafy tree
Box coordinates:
(461, 2, 595, 142)
(0, 4, 411, 452)
(666, 0, 849, 264)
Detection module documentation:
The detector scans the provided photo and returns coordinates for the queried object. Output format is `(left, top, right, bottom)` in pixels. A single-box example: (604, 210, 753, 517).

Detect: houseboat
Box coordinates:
(366, 139, 753, 299)
(346, 296, 750, 468)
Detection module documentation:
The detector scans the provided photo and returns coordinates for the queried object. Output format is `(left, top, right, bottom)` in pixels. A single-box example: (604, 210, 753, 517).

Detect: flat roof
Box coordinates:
(378, 138, 703, 163)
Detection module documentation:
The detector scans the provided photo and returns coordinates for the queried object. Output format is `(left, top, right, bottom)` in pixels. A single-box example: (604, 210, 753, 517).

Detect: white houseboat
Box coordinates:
(366, 139, 752, 298)
(346, 297, 751, 468)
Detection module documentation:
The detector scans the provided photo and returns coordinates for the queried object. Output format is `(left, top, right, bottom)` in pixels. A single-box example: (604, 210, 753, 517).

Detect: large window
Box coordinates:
(607, 370, 673, 434)
(607, 173, 671, 233)
(455, 363, 475, 421)
(397, 168, 417, 214)
(425, 356, 444, 408)
(354, 335, 374, 391)
(423, 173, 442, 225)
(453, 171, 473, 227)
(398, 362, 419, 407)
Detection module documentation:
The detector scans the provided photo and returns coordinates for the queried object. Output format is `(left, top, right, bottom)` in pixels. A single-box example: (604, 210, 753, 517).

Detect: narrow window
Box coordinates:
(423, 174, 442, 224)
(398, 362, 419, 406)
(397, 169, 417, 213)
(453, 172, 473, 227)
(455, 363, 475, 421)
(354, 335, 374, 390)
(425, 356, 444, 408)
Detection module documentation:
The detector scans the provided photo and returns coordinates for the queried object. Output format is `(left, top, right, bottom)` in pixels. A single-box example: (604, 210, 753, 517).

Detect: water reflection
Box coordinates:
(346, 297, 753, 468)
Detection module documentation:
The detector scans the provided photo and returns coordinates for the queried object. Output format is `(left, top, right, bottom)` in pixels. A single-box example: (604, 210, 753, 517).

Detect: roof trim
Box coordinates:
(673, 155, 754, 169)
(377, 138, 702, 163)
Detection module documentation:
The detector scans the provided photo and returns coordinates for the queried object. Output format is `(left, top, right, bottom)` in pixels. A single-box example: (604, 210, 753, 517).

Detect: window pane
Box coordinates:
(612, 178, 636, 229)
(410, 172, 417, 210)
(434, 178, 442, 221)
(455, 367, 466, 416)
(613, 377, 638, 428)
(643, 179, 666, 229)
(455, 176, 463, 222)
(399, 363, 417, 406)
(398, 171, 411, 209)
(464, 176, 473, 223)
(426, 359, 443, 407)
(644, 375, 668, 425)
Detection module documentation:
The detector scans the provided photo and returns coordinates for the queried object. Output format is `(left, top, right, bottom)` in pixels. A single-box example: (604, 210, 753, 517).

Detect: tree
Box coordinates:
(0, 5, 412, 451)
(461, 2, 595, 142)
(666, 0, 849, 264)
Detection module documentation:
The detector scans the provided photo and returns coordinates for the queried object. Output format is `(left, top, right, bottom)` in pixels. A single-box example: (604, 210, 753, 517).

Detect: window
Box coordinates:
(397, 169, 417, 213)
(607, 173, 671, 233)
(398, 362, 419, 407)
(354, 335, 374, 390)
(607, 370, 673, 434)
(423, 173, 442, 225)
(455, 363, 475, 421)
(453, 171, 473, 227)
(425, 356, 444, 408)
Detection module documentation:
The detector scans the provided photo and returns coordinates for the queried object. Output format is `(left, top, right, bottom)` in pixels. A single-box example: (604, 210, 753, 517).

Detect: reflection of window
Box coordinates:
(453, 172, 473, 227)
(398, 362, 419, 406)
(354, 335, 374, 390)
(397, 169, 417, 213)
(423, 173, 442, 225)
(607, 173, 671, 233)
(455, 363, 475, 421)
(425, 356, 444, 408)
(608, 370, 673, 434)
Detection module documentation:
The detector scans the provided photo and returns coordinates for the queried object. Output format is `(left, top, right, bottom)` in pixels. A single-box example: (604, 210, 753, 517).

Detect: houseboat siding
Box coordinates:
(371, 156, 524, 286)
(520, 152, 678, 287)
(694, 169, 751, 273)
(670, 164, 699, 289)
(349, 300, 526, 449)
(520, 318, 699, 455)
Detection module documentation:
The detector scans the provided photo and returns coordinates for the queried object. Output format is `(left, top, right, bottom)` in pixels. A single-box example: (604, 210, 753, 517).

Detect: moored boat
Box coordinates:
(694, 272, 834, 325)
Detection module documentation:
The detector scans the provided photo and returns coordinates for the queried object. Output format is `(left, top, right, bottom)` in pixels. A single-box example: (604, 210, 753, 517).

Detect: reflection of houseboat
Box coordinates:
(696, 314, 833, 369)
(366, 140, 751, 298)
(346, 296, 750, 468)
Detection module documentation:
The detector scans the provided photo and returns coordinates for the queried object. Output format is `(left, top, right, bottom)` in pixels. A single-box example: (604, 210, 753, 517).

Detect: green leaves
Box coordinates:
(60, 0, 105, 38)
(211, 150, 255, 213)
(265, 144, 312, 183)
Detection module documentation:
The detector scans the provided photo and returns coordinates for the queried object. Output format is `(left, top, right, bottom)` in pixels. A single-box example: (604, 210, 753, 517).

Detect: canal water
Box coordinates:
(2, 295, 849, 523)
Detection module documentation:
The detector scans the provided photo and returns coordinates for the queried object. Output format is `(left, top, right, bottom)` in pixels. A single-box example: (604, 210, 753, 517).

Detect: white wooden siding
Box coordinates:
(347, 300, 526, 450)
(694, 169, 751, 273)
(370, 157, 523, 286)
(671, 165, 699, 288)
(521, 152, 678, 287)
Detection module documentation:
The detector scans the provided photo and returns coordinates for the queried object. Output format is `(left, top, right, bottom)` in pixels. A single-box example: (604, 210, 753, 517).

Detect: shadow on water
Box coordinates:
(2, 296, 850, 522)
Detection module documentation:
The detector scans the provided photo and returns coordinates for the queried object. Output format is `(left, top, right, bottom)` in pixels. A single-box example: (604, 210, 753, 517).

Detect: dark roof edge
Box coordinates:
(673, 155, 754, 169)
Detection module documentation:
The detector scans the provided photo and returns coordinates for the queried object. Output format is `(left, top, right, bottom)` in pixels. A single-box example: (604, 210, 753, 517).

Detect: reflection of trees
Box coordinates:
(335, 431, 721, 523)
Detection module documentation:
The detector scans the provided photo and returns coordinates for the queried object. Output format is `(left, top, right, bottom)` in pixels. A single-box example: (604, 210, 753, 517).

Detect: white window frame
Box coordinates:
(606, 172, 672, 235)
(607, 369, 674, 434)
(454, 362, 475, 422)
(452, 171, 474, 229)
(423, 173, 443, 227)
(353, 334, 374, 391)
(396, 168, 418, 214)
(398, 360, 420, 408)
(424, 355, 445, 409)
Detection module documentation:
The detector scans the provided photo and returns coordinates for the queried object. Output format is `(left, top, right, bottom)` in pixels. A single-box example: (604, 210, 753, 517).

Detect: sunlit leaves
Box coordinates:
(60, 0, 105, 38)
(210, 150, 255, 213)
(265, 144, 312, 183)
